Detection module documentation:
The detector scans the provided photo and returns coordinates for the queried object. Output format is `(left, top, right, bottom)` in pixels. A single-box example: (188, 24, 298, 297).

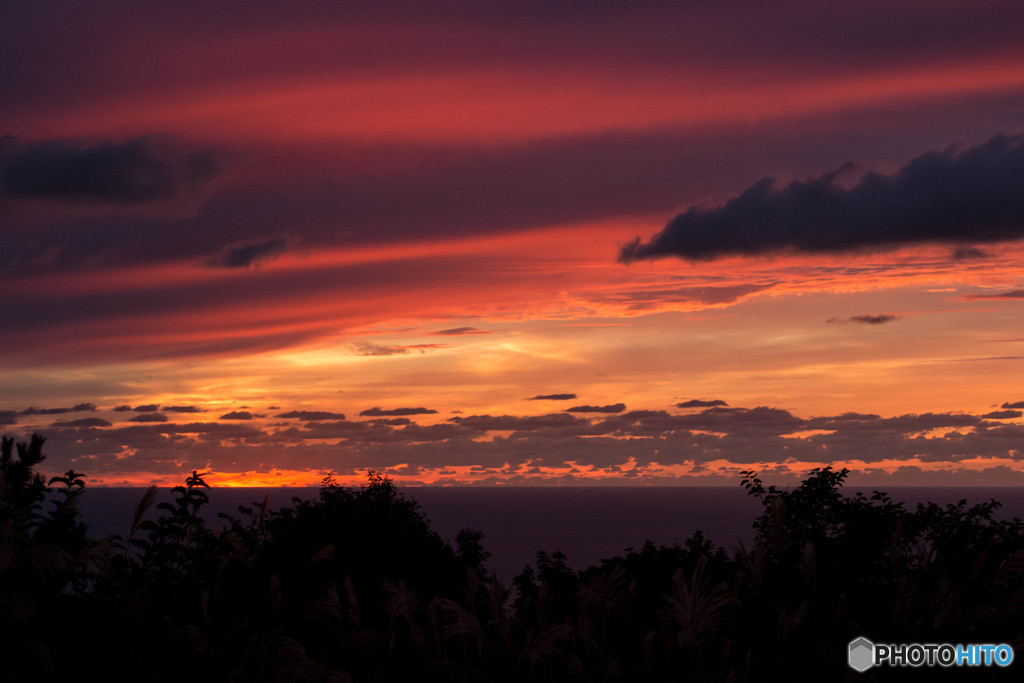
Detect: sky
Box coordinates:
(3, 0, 1024, 487)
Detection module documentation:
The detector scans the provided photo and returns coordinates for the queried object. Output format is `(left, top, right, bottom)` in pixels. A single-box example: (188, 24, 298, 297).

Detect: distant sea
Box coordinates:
(78, 486, 1024, 582)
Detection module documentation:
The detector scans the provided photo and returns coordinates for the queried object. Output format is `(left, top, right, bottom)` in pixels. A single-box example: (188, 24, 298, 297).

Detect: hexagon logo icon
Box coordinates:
(848, 637, 875, 672)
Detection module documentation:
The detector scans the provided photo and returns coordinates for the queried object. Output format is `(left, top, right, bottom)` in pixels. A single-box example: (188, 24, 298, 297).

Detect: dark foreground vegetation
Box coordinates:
(2, 434, 1023, 681)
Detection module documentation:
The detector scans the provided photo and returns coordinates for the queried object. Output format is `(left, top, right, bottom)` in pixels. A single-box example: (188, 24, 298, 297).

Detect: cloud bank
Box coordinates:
(14, 400, 1024, 485)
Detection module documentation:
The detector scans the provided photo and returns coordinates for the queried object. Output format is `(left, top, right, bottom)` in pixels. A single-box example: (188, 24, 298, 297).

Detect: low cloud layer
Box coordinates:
(9, 399, 1024, 485)
(620, 134, 1024, 262)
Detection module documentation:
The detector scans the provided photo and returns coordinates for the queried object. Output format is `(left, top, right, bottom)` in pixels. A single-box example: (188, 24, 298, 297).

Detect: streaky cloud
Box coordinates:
(527, 393, 577, 401)
(620, 134, 1024, 262)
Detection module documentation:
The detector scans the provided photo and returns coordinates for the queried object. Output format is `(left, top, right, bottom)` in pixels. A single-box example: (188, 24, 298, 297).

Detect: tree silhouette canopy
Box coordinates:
(1, 434, 1022, 681)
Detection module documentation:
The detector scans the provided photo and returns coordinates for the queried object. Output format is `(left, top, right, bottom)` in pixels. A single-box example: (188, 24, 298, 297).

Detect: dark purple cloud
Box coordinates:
(565, 403, 626, 414)
(981, 410, 1022, 419)
(449, 414, 584, 431)
(164, 405, 203, 413)
(0, 135, 218, 204)
(359, 407, 437, 417)
(527, 393, 577, 401)
(51, 417, 112, 428)
(220, 411, 253, 420)
(128, 413, 168, 423)
(275, 410, 347, 421)
(19, 403, 96, 415)
(826, 314, 901, 325)
(621, 134, 1024, 262)
(206, 237, 288, 269)
(366, 417, 412, 426)
(676, 399, 728, 408)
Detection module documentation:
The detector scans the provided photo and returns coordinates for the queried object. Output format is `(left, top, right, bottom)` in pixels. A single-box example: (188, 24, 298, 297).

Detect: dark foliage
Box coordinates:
(1, 436, 1022, 682)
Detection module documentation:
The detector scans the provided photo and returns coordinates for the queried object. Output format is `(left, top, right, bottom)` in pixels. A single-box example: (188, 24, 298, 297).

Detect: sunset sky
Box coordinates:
(4, 0, 1024, 487)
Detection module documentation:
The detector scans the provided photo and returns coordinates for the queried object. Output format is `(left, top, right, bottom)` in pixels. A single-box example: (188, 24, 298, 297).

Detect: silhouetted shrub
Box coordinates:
(2, 435, 1022, 682)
